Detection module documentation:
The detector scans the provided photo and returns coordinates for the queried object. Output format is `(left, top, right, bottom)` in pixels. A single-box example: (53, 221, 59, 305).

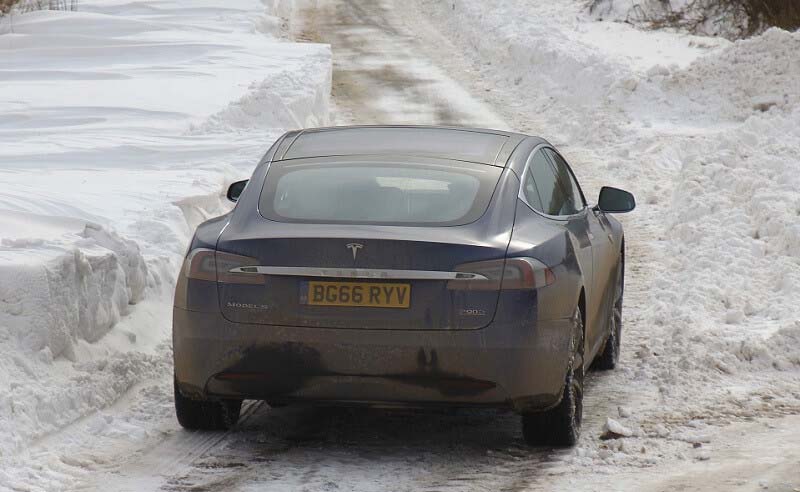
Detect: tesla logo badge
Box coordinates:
(346, 242, 363, 260)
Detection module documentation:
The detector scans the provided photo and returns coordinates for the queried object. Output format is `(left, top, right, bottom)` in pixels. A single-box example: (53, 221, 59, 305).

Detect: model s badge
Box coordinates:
(346, 242, 363, 260)
(226, 302, 269, 310)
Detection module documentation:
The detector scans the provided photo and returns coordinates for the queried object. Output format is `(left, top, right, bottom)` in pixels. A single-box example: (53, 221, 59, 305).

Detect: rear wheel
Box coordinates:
(595, 245, 624, 371)
(522, 307, 584, 447)
(174, 377, 242, 430)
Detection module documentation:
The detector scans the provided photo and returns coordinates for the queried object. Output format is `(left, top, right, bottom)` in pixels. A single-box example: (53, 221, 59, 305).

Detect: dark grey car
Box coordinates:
(173, 126, 635, 446)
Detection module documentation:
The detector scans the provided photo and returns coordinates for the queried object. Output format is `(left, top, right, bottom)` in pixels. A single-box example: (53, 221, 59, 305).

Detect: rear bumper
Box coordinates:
(173, 308, 574, 413)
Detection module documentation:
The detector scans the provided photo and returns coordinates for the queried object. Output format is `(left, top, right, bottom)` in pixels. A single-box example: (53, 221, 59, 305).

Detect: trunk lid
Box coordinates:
(216, 224, 510, 330)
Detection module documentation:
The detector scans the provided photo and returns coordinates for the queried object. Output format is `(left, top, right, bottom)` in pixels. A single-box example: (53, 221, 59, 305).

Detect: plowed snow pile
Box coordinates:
(0, 0, 330, 463)
(623, 28, 800, 122)
(414, 0, 800, 474)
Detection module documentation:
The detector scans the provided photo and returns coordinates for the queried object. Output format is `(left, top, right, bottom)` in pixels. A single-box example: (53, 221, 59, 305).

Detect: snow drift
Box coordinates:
(0, 213, 146, 359)
(0, 0, 331, 457)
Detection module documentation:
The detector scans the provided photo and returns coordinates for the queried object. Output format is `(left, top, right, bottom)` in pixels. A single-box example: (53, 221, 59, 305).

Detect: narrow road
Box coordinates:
(294, 0, 506, 129)
(82, 1, 643, 490)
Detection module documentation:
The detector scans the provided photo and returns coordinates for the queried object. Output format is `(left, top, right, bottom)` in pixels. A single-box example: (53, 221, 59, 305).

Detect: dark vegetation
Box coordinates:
(1, 0, 77, 16)
(591, 0, 800, 39)
(740, 0, 800, 34)
(0, 0, 16, 15)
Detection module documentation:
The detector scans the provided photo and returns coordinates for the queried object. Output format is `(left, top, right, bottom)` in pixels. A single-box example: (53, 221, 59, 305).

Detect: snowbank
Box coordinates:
(620, 28, 800, 123)
(0, 213, 146, 359)
(0, 0, 330, 456)
(412, 0, 800, 471)
(411, 0, 729, 144)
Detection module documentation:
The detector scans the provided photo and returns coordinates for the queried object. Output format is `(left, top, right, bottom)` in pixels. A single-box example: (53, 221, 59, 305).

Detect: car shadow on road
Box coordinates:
(162, 373, 623, 491)
(231, 367, 618, 453)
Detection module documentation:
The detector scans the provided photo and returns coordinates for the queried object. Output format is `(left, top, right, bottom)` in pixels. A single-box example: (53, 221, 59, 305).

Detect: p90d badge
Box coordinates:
(459, 308, 486, 316)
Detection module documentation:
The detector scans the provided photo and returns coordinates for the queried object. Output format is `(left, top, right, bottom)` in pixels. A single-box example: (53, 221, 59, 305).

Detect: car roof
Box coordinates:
(272, 125, 541, 167)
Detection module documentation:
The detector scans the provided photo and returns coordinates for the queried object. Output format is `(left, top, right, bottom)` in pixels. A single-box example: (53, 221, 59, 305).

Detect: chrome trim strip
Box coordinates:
(228, 266, 488, 281)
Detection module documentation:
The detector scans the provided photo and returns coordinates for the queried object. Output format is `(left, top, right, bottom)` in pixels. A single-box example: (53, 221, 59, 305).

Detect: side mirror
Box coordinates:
(597, 186, 635, 213)
(227, 180, 248, 203)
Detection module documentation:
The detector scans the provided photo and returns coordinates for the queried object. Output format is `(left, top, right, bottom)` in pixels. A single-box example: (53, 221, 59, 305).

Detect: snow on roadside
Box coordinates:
(618, 28, 800, 124)
(412, 0, 800, 473)
(0, 0, 330, 459)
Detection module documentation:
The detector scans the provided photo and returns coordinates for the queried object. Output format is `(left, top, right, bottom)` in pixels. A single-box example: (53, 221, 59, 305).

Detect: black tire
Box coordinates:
(522, 307, 584, 447)
(174, 377, 242, 430)
(594, 244, 624, 371)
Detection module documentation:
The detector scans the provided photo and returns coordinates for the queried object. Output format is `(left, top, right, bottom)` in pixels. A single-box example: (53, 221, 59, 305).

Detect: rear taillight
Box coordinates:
(184, 249, 216, 281)
(449, 257, 555, 291)
(184, 249, 261, 284)
(500, 257, 556, 289)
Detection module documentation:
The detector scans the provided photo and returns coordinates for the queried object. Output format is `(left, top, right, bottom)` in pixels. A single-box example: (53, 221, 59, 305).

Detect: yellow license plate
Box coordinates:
(306, 281, 411, 308)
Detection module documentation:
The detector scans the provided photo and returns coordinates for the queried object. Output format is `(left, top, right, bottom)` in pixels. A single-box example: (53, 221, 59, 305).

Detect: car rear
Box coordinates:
(216, 156, 508, 331)
(174, 131, 574, 411)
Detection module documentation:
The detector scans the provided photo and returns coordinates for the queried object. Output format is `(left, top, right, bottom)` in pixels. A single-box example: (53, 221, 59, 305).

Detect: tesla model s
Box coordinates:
(173, 125, 635, 446)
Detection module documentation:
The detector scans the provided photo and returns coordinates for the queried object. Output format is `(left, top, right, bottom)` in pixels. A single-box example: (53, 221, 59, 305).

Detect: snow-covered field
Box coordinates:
(1, 0, 798, 490)
(0, 0, 330, 483)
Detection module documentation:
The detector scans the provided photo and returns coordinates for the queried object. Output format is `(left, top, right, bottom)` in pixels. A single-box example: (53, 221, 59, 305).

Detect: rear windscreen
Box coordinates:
(259, 160, 502, 226)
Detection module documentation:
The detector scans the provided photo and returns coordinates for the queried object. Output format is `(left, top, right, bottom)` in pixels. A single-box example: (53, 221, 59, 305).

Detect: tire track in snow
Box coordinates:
(95, 400, 265, 491)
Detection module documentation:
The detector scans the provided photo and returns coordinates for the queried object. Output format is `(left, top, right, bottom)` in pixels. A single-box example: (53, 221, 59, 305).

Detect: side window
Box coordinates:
(522, 165, 544, 212)
(526, 149, 570, 216)
(544, 148, 585, 213)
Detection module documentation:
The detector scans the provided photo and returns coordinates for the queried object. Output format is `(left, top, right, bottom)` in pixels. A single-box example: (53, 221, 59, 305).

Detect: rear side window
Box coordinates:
(544, 149, 585, 211)
(522, 162, 544, 212)
(260, 160, 503, 226)
(526, 150, 570, 216)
